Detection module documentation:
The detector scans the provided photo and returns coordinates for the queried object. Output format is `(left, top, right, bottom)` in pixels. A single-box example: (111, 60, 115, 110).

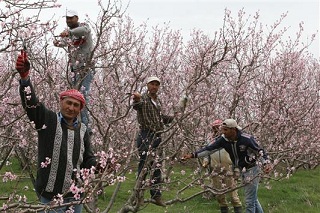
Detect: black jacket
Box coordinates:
(20, 79, 96, 199)
(195, 130, 269, 170)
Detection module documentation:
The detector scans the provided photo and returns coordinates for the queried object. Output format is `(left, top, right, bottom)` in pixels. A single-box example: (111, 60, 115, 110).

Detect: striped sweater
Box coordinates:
(19, 79, 97, 199)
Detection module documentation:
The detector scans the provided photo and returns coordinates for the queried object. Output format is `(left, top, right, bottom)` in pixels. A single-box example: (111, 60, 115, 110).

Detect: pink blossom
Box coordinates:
(70, 183, 79, 194)
(2, 172, 17, 182)
(74, 193, 81, 200)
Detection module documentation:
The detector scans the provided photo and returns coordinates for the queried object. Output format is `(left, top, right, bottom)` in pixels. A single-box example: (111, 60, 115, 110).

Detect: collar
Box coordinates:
(222, 134, 237, 143)
(58, 112, 79, 128)
(147, 92, 158, 100)
(222, 130, 242, 142)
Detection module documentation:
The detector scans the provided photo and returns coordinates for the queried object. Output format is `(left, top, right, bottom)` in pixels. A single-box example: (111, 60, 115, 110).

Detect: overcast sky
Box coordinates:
(53, 0, 319, 57)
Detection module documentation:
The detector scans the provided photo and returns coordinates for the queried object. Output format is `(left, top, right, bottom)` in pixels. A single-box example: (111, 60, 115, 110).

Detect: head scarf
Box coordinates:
(59, 89, 85, 109)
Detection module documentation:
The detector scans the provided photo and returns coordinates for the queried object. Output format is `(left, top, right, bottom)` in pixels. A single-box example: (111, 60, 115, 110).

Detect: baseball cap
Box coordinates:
(65, 9, 78, 17)
(146, 76, 160, 84)
(222, 119, 242, 130)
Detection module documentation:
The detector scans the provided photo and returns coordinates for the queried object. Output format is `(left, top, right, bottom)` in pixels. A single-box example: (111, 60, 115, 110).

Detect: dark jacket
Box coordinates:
(19, 79, 96, 199)
(194, 130, 269, 170)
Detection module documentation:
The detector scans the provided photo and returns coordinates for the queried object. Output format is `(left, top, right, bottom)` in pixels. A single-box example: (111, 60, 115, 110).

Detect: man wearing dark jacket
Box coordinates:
(16, 50, 97, 213)
(183, 119, 272, 213)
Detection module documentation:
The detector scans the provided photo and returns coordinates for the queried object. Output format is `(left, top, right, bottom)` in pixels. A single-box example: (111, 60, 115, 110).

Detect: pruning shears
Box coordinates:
(22, 38, 27, 53)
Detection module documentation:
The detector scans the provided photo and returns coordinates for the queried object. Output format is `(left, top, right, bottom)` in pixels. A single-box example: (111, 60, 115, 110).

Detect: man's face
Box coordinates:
(60, 97, 81, 121)
(221, 126, 236, 140)
(66, 16, 78, 28)
(147, 81, 160, 95)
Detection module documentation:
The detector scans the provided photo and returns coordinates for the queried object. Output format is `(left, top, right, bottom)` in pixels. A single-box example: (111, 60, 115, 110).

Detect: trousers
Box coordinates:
(136, 129, 162, 198)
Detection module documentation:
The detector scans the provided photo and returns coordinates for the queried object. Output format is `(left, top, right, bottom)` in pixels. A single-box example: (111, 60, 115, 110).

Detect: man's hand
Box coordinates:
(53, 40, 60, 47)
(16, 50, 30, 79)
(202, 160, 209, 168)
(263, 163, 272, 174)
(60, 30, 70, 38)
(132, 92, 141, 102)
(233, 167, 240, 180)
(181, 153, 193, 161)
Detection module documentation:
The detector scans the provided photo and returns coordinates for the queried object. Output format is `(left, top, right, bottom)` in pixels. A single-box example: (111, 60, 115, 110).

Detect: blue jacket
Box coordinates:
(194, 130, 269, 170)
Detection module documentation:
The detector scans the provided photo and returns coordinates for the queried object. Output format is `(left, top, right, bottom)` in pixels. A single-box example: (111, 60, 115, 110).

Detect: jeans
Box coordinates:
(136, 129, 162, 198)
(73, 68, 94, 130)
(241, 165, 264, 213)
(40, 196, 83, 213)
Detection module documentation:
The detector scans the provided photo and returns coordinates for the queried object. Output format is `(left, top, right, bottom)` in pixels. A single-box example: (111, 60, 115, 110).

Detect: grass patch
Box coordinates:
(259, 168, 320, 213)
(1, 158, 320, 212)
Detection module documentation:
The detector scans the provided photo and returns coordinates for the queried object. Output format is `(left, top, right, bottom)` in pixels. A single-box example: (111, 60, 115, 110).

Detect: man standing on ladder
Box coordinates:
(54, 9, 94, 134)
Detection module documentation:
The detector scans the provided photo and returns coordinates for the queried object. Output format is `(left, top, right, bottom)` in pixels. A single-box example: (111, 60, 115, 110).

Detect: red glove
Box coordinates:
(16, 50, 30, 78)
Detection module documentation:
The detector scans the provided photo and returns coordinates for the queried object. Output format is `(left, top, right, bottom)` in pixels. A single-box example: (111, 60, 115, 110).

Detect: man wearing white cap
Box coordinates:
(183, 118, 272, 213)
(132, 76, 174, 207)
(202, 119, 242, 213)
(53, 9, 94, 132)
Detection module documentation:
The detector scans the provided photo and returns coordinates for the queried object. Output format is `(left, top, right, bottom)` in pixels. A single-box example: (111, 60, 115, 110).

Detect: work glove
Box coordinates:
(263, 163, 272, 174)
(202, 158, 210, 168)
(16, 50, 30, 78)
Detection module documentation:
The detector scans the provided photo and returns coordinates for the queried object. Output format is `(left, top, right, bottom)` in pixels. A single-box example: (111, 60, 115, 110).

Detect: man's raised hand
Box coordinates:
(181, 153, 193, 161)
(15, 50, 30, 79)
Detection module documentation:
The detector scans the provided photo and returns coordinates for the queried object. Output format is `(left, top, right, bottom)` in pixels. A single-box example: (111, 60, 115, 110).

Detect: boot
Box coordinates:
(220, 206, 228, 213)
(234, 206, 242, 213)
(154, 196, 166, 207)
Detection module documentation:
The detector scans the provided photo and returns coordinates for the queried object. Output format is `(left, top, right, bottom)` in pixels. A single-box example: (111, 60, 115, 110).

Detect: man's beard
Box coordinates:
(68, 22, 79, 29)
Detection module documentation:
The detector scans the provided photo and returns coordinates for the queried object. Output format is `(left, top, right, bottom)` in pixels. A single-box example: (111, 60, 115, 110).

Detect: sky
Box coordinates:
(52, 0, 319, 58)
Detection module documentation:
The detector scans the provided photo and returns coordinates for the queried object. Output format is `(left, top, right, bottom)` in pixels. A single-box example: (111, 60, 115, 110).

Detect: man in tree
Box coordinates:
(202, 119, 242, 213)
(54, 9, 94, 132)
(16, 50, 97, 212)
(132, 76, 174, 207)
(183, 119, 272, 213)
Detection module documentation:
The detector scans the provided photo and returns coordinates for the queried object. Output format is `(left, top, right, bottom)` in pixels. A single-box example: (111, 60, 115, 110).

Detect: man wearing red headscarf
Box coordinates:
(16, 50, 97, 213)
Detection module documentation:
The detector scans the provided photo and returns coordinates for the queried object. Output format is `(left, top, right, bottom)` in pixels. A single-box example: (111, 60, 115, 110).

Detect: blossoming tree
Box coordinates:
(0, 0, 319, 212)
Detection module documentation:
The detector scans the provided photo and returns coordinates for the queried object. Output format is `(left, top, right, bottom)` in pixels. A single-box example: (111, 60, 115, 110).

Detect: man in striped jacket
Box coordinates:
(16, 50, 97, 213)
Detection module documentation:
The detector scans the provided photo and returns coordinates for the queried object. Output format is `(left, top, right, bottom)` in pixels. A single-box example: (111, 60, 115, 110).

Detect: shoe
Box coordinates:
(154, 197, 166, 207)
(234, 206, 242, 213)
(220, 206, 228, 213)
